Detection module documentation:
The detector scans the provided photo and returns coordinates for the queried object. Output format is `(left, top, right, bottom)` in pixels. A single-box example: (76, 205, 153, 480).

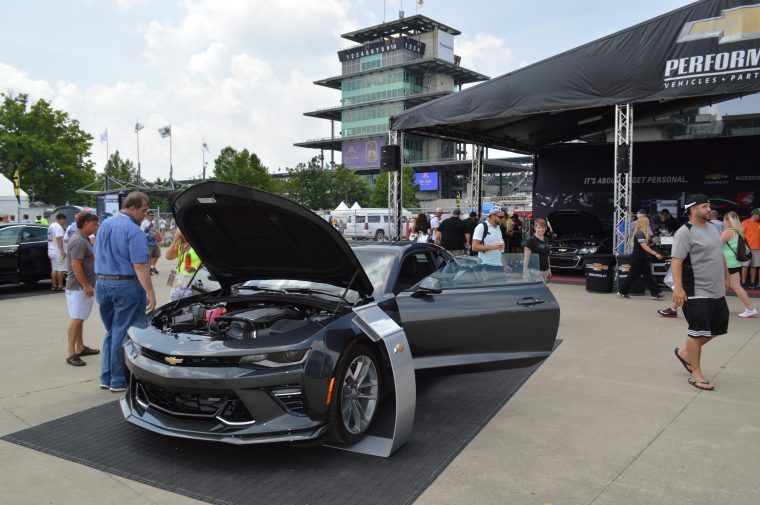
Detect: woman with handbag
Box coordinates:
(410, 213, 431, 243)
(165, 229, 203, 301)
(722, 211, 757, 318)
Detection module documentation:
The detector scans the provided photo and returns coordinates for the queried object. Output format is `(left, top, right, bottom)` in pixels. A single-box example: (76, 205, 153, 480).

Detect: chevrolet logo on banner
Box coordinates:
(677, 4, 760, 44)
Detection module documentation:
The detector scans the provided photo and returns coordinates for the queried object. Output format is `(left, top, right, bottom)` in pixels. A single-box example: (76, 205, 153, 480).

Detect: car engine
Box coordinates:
(155, 301, 333, 340)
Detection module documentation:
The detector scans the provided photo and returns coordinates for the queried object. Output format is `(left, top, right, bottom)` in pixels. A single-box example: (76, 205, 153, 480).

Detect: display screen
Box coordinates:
(415, 172, 439, 191)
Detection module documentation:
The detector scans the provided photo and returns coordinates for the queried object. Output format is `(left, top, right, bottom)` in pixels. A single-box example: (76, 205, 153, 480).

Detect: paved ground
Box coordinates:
(1, 255, 758, 505)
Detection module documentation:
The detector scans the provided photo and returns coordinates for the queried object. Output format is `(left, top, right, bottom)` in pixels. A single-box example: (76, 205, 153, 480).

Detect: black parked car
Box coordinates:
(121, 182, 560, 446)
(546, 210, 610, 272)
(0, 223, 51, 285)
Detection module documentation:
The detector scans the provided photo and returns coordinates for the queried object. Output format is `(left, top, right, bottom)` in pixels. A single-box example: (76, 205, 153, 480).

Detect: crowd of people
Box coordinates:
(39, 192, 201, 395)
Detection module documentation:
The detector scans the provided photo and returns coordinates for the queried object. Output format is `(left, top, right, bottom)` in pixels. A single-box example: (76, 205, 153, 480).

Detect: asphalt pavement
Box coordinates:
(0, 255, 758, 505)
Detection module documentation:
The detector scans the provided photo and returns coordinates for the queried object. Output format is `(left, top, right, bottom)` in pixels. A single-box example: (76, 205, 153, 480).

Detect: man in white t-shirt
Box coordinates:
(47, 213, 67, 290)
(430, 208, 443, 245)
(472, 206, 506, 269)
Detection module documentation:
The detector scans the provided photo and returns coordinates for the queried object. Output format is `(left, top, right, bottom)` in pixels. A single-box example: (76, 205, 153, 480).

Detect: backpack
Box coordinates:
(727, 233, 752, 262)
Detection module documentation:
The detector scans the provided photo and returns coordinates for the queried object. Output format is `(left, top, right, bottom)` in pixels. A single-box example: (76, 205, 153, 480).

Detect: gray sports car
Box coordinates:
(121, 182, 559, 445)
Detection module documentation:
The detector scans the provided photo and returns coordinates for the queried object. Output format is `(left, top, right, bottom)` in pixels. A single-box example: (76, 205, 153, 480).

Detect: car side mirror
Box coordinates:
(412, 276, 442, 298)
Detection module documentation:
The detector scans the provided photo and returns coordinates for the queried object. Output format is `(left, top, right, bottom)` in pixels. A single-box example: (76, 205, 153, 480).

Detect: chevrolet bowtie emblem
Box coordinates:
(678, 4, 760, 44)
(394, 344, 405, 354)
(164, 356, 183, 365)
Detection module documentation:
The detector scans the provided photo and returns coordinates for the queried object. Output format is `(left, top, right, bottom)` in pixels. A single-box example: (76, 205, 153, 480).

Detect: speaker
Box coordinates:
(380, 145, 401, 172)
(616, 144, 630, 174)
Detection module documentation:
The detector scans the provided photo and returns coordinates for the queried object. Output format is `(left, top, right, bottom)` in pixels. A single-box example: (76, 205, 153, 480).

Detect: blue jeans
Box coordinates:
(96, 278, 147, 389)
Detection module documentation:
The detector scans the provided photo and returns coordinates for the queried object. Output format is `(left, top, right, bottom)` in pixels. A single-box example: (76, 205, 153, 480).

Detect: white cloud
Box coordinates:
(456, 33, 515, 79)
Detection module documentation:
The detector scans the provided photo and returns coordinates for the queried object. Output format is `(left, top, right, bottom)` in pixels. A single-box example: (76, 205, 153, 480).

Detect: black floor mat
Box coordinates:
(3, 360, 547, 505)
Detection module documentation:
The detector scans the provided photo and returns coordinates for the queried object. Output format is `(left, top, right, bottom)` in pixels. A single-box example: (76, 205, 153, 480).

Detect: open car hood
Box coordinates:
(547, 210, 605, 239)
(173, 182, 374, 296)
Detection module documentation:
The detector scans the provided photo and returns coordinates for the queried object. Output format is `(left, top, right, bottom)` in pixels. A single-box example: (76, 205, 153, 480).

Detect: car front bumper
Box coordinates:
(121, 334, 328, 445)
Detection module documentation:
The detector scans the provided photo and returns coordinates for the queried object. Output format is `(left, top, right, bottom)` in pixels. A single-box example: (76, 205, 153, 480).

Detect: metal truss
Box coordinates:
(388, 130, 402, 240)
(613, 103, 633, 256)
(468, 145, 484, 215)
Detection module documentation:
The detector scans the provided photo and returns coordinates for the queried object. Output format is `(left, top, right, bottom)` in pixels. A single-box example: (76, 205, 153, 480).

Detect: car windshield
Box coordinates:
(353, 250, 395, 293)
(0, 226, 21, 246)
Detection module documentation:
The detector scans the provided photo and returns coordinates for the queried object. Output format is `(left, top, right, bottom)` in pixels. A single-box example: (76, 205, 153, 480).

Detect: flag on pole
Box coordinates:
(135, 122, 144, 133)
(12, 167, 20, 204)
(158, 125, 171, 138)
(201, 141, 209, 153)
(99, 129, 108, 143)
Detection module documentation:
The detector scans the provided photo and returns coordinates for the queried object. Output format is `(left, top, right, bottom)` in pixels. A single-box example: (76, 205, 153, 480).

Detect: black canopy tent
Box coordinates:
(388, 0, 760, 248)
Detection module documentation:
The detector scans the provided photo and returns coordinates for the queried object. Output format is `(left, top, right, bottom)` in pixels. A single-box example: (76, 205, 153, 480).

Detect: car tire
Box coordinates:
(374, 230, 385, 241)
(328, 343, 382, 445)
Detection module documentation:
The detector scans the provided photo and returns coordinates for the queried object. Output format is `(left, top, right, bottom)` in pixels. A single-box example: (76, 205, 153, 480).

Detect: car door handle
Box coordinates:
(517, 297, 545, 306)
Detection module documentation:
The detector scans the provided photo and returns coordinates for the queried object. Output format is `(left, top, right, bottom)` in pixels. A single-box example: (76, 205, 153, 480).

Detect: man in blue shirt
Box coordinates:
(94, 192, 156, 392)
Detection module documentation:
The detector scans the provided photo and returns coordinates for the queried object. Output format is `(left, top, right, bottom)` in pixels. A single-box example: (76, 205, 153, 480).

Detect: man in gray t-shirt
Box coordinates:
(64, 213, 100, 367)
(671, 194, 729, 392)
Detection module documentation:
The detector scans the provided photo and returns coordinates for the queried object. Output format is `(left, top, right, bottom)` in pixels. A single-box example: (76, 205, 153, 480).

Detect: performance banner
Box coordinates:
(534, 136, 760, 222)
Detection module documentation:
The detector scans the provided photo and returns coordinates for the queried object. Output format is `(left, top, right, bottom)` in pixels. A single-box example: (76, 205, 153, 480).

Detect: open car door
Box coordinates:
(394, 251, 559, 369)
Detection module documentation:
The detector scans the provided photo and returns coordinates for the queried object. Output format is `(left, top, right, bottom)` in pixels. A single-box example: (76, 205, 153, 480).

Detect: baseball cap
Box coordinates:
(683, 194, 710, 215)
(488, 205, 505, 216)
(636, 209, 647, 218)
(751, 208, 760, 215)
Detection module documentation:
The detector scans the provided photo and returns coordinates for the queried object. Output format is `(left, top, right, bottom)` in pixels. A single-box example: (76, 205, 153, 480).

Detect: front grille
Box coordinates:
(135, 380, 255, 425)
(141, 347, 241, 367)
(551, 246, 578, 254)
(550, 256, 581, 269)
(270, 386, 307, 416)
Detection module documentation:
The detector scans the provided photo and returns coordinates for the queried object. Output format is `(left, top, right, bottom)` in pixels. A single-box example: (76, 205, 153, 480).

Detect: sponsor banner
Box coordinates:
(534, 136, 760, 222)
(342, 137, 386, 168)
(438, 31, 455, 63)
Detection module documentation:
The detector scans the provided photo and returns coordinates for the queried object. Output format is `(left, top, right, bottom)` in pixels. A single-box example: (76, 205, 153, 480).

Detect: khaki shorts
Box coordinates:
(148, 245, 161, 259)
(751, 250, 760, 268)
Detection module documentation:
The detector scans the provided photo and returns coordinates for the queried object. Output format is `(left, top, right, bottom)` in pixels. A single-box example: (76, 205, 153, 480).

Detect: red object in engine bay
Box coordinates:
(205, 307, 227, 324)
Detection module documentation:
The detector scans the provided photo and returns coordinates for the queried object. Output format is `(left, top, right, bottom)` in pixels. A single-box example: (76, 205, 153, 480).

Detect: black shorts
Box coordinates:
(682, 297, 729, 339)
(728, 266, 742, 275)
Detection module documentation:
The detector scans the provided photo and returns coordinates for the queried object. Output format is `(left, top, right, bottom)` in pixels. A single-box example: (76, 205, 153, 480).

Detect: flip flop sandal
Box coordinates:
(66, 355, 86, 367)
(688, 378, 714, 391)
(78, 346, 100, 356)
(674, 348, 692, 373)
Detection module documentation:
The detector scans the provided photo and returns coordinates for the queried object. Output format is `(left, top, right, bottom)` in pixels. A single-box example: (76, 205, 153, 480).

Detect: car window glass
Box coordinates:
(368, 215, 381, 223)
(347, 216, 353, 223)
(396, 252, 433, 292)
(431, 253, 544, 288)
(353, 250, 395, 293)
(0, 226, 21, 246)
(356, 216, 366, 224)
(431, 250, 449, 270)
(25, 227, 48, 242)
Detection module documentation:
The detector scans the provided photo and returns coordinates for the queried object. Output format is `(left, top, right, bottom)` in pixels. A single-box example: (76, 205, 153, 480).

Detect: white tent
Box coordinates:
(350, 201, 361, 210)
(335, 201, 350, 211)
(0, 174, 30, 218)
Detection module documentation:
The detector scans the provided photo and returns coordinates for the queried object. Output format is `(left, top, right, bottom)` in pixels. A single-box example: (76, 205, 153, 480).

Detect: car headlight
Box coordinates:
(126, 338, 142, 359)
(579, 246, 598, 254)
(239, 349, 309, 367)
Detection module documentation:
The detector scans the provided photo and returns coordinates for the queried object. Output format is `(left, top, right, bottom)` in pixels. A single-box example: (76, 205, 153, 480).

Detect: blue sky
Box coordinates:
(1, 0, 754, 182)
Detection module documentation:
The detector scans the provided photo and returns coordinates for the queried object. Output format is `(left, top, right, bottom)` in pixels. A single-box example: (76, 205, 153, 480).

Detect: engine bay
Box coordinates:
(153, 299, 337, 340)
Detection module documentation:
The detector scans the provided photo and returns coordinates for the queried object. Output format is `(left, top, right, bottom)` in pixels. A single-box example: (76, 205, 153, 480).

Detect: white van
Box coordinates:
(337, 209, 411, 240)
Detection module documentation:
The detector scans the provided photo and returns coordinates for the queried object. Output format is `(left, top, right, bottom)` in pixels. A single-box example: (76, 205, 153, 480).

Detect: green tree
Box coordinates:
(329, 164, 371, 208)
(371, 167, 419, 208)
(212, 146, 277, 192)
(285, 155, 334, 210)
(93, 150, 138, 187)
(0, 93, 96, 204)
